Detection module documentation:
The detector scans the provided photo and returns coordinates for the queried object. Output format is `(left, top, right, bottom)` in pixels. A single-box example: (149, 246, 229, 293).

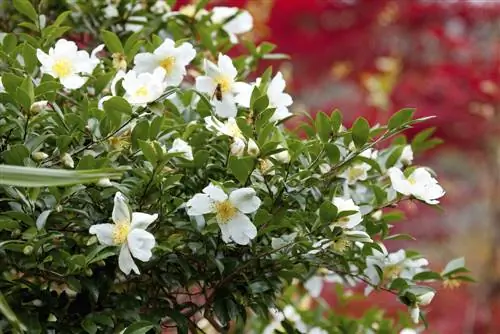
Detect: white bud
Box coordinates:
(96, 178, 113, 187)
(61, 153, 74, 169)
(410, 306, 420, 324)
(400, 145, 414, 165)
(247, 138, 260, 157)
(230, 138, 245, 157)
(273, 145, 290, 164)
(32, 151, 49, 161)
(30, 100, 49, 114)
(417, 291, 435, 306)
(319, 163, 331, 174)
(371, 210, 383, 220)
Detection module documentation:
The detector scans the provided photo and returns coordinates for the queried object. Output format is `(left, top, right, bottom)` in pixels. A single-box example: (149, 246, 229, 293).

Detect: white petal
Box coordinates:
(133, 53, 157, 73)
(304, 276, 323, 298)
(217, 53, 237, 79)
(131, 212, 158, 230)
(233, 82, 253, 107)
(118, 244, 140, 275)
(204, 59, 220, 78)
(388, 167, 412, 196)
(186, 194, 214, 216)
(225, 213, 257, 245)
(127, 229, 156, 261)
(36, 49, 51, 68)
(113, 192, 130, 224)
(196, 76, 216, 94)
(219, 223, 232, 243)
(213, 93, 237, 118)
(202, 183, 228, 201)
(176, 42, 196, 64)
(89, 223, 115, 245)
(222, 10, 253, 35)
(229, 188, 261, 214)
(60, 75, 86, 89)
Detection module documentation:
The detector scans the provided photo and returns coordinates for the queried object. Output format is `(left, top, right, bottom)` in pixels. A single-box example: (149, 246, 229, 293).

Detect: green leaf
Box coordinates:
(388, 108, 415, 130)
(13, 0, 38, 23)
(103, 96, 132, 115)
(35, 210, 52, 230)
(122, 321, 155, 334)
(0, 165, 123, 187)
(413, 271, 442, 281)
(319, 201, 337, 223)
(258, 42, 276, 54)
(441, 257, 466, 276)
(0, 292, 26, 332)
(81, 318, 97, 334)
(324, 143, 340, 164)
(385, 146, 405, 168)
(100, 30, 123, 54)
(253, 95, 269, 113)
(3, 34, 18, 53)
(228, 156, 254, 184)
(315, 112, 331, 142)
(351, 117, 370, 148)
(138, 140, 158, 164)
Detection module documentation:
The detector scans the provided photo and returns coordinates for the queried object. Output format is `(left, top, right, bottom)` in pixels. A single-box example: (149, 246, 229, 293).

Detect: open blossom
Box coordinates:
(237, 72, 293, 122)
(168, 138, 193, 160)
(196, 54, 250, 118)
(37, 39, 104, 89)
(89, 192, 157, 275)
(331, 197, 363, 229)
(122, 68, 167, 105)
(133, 39, 195, 86)
(338, 148, 376, 184)
(211, 7, 253, 43)
(388, 167, 445, 204)
(186, 184, 261, 245)
(151, 0, 170, 14)
(205, 116, 249, 157)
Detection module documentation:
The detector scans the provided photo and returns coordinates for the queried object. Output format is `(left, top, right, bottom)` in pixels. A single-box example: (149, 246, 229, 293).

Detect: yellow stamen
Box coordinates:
(408, 176, 417, 185)
(348, 167, 364, 181)
(52, 58, 72, 78)
(112, 223, 130, 245)
(135, 86, 149, 97)
(332, 238, 351, 253)
(159, 56, 175, 74)
(214, 200, 237, 224)
(215, 76, 231, 93)
(443, 278, 461, 289)
(383, 264, 402, 278)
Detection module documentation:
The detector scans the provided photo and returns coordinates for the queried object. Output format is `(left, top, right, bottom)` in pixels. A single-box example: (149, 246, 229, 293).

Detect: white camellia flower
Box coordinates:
(151, 0, 170, 14)
(103, 1, 119, 18)
(186, 183, 261, 245)
(236, 72, 293, 122)
(89, 192, 157, 275)
(332, 197, 363, 229)
(133, 39, 195, 86)
(410, 291, 435, 324)
(205, 116, 249, 157)
(196, 54, 250, 118)
(338, 148, 376, 184)
(37, 39, 104, 89)
(400, 329, 418, 334)
(388, 167, 445, 204)
(211, 7, 253, 43)
(167, 138, 193, 160)
(272, 145, 291, 164)
(122, 68, 167, 106)
(399, 145, 414, 166)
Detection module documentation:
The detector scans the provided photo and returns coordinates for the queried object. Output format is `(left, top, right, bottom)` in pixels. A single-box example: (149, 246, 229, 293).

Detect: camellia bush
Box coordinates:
(0, 1, 473, 333)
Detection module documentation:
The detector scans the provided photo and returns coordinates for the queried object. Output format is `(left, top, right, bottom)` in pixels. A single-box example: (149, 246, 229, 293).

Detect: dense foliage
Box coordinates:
(0, 1, 471, 333)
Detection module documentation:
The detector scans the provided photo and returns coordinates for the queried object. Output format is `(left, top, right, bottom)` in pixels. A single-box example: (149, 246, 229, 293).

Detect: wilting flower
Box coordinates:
(236, 72, 293, 122)
(388, 167, 445, 204)
(122, 68, 167, 105)
(37, 39, 103, 89)
(186, 184, 261, 245)
(89, 192, 157, 275)
(168, 138, 193, 160)
(196, 54, 250, 118)
(211, 7, 253, 43)
(133, 39, 195, 86)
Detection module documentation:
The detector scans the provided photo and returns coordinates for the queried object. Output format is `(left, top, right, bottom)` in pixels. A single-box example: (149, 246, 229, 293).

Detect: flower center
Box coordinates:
(332, 238, 350, 253)
(337, 216, 350, 227)
(383, 264, 402, 278)
(52, 58, 73, 78)
(135, 86, 149, 97)
(408, 176, 417, 185)
(348, 166, 365, 181)
(215, 76, 231, 93)
(112, 223, 130, 245)
(159, 56, 175, 74)
(214, 200, 237, 224)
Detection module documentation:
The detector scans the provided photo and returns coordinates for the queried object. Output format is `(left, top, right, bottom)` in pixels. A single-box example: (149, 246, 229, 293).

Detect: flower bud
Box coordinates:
(96, 178, 113, 187)
(273, 145, 290, 164)
(85, 268, 93, 277)
(61, 153, 74, 168)
(48, 314, 57, 322)
(230, 138, 245, 157)
(410, 306, 420, 324)
(417, 291, 435, 306)
(32, 151, 49, 161)
(30, 100, 49, 114)
(247, 138, 260, 157)
(23, 245, 34, 255)
(112, 53, 127, 71)
(319, 163, 331, 174)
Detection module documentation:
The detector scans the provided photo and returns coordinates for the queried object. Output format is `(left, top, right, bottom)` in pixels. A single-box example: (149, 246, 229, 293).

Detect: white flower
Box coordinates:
(230, 137, 246, 157)
(259, 158, 275, 176)
(196, 54, 250, 118)
(236, 72, 293, 122)
(103, 2, 119, 18)
(98, 70, 127, 109)
(205, 116, 244, 139)
(308, 327, 328, 334)
(122, 68, 167, 106)
(410, 306, 420, 324)
(400, 329, 418, 334)
(304, 275, 323, 298)
(168, 138, 193, 160)
(61, 153, 74, 168)
(30, 100, 49, 113)
(211, 7, 253, 43)
(37, 39, 104, 89)
(247, 138, 260, 156)
(338, 149, 375, 184)
(332, 197, 363, 229)
(417, 291, 435, 306)
(388, 167, 445, 204)
(89, 192, 157, 275)
(186, 184, 261, 245)
(133, 39, 195, 86)
(272, 145, 290, 164)
(399, 145, 414, 166)
(151, 0, 170, 14)
(319, 163, 331, 174)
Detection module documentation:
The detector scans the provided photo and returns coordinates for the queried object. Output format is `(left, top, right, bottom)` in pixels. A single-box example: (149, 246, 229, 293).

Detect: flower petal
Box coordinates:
(131, 212, 158, 230)
(60, 75, 86, 89)
(388, 167, 412, 196)
(196, 76, 216, 94)
(229, 188, 261, 213)
(203, 183, 228, 201)
(213, 93, 237, 118)
(186, 193, 214, 216)
(217, 53, 237, 79)
(225, 212, 257, 245)
(113, 192, 130, 224)
(118, 244, 140, 275)
(127, 229, 156, 262)
(89, 223, 115, 245)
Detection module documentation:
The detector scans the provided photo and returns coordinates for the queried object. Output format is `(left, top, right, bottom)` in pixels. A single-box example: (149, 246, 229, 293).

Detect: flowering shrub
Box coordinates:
(0, 1, 472, 333)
